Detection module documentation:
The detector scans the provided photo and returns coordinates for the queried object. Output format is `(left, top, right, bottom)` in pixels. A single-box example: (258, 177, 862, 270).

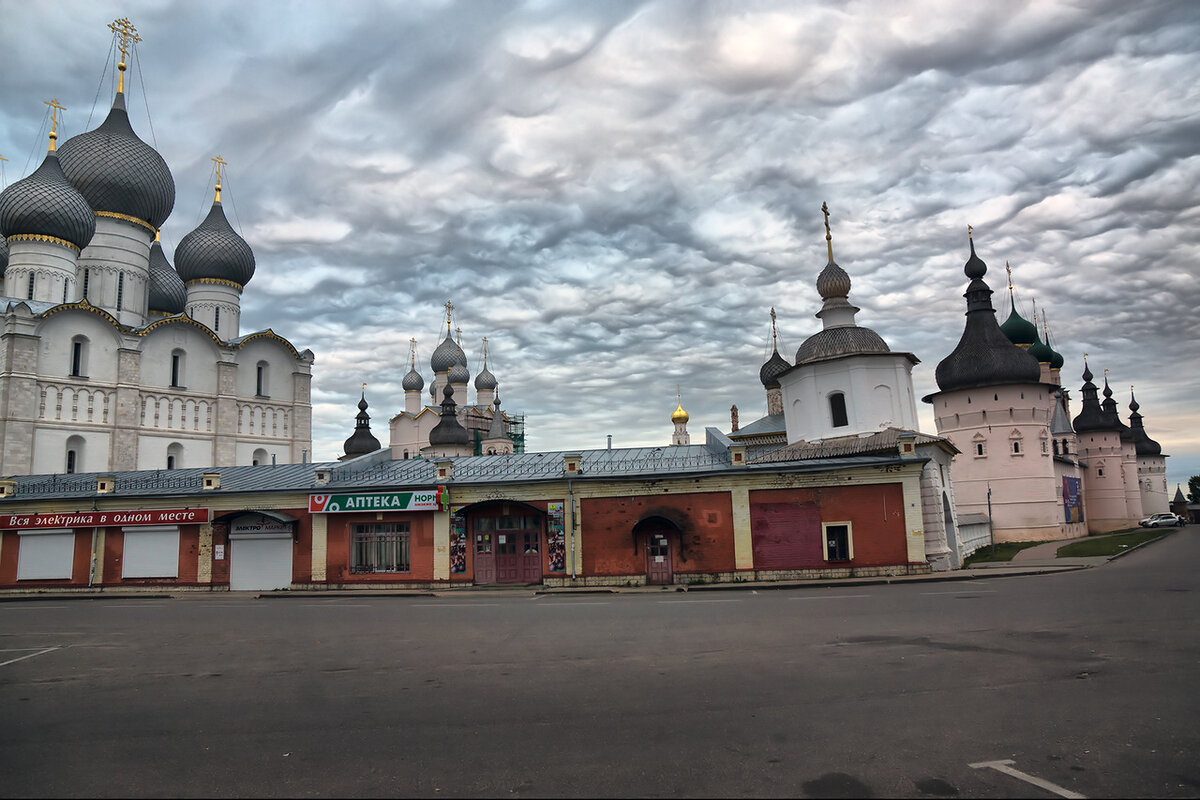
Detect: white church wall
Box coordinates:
(32, 426, 111, 474)
(76, 218, 153, 326)
(235, 339, 296, 400)
(136, 434, 212, 471)
(140, 325, 220, 394)
(234, 441, 290, 466)
(780, 355, 917, 443)
(35, 311, 124, 382)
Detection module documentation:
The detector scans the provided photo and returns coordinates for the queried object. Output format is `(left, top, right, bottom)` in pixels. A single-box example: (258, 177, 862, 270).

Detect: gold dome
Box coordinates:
(671, 399, 689, 424)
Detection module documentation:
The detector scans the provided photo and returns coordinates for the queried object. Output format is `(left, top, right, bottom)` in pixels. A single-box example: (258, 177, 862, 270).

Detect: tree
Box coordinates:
(1189, 475, 1200, 505)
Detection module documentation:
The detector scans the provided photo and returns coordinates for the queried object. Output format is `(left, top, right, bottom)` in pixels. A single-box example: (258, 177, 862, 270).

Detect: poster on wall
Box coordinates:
(546, 502, 566, 571)
(1063, 477, 1084, 523)
(450, 506, 466, 574)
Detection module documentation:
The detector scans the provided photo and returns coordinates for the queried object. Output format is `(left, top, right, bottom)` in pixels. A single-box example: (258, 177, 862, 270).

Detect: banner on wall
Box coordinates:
(546, 501, 566, 571)
(450, 505, 467, 574)
(1063, 477, 1084, 523)
(0, 508, 209, 530)
(309, 487, 446, 513)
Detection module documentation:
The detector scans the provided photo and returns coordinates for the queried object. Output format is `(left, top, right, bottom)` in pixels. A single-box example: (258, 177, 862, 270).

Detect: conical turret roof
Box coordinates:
(1073, 362, 1117, 433)
(428, 385, 471, 446)
(1128, 389, 1162, 456)
(343, 391, 381, 458)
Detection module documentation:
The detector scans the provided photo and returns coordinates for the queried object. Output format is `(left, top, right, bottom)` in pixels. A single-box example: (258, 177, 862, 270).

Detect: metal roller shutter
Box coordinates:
(750, 502, 823, 569)
(122, 526, 180, 578)
(16, 530, 75, 580)
(229, 534, 293, 591)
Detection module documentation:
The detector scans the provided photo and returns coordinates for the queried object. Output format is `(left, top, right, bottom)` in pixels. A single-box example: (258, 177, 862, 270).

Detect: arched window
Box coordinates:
(829, 392, 849, 428)
(252, 448, 269, 466)
(170, 349, 186, 388)
(166, 442, 183, 470)
(256, 361, 269, 398)
(69, 336, 88, 378)
(65, 435, 85, 474)
(403, 450, 409, 460)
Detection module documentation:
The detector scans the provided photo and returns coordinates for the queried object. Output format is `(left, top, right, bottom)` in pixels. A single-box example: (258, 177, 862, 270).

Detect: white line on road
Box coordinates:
(921, 590, 998, 595)
(0, 646, 61, 668)
(970, 760, 1085, 799)
(411, 603, 499, 607)
(539, 602, 610, 606)
(657, 598, 742, 604)
(0, 604, 68, 610)
(789, 594, 872, 600)
(296, 604, 374, 608)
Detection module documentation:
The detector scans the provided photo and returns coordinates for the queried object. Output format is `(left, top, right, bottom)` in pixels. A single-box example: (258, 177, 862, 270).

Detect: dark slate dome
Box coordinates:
(343, 392, 382, 458)
(759, 347, 790, 388)
(1128, 391, 1162, 456)
(999, 297, 1040, 347)
(1100, 378, 1133, 443)
(0, 150, 96, 250)
(58, 93, 175, 229)
(1073, 362, 1116, 433)
(175, 200, 255, 286)
(402, 366, 424, 392)
(448, 362, 470, 385)
(797, 326, 890, 365)
(430, 333, 460, 373)
(935, 239, 1041, 392)
(0, 235, 7, 274)
(147, 239, 186, 314)
(428, 385, 471, 446)
(474, 366, 497, 391)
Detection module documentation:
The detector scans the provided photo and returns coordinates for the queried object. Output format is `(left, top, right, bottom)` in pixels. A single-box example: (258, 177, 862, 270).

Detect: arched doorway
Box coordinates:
(460, 500, 546, 585)
(633, 515, 682, 585)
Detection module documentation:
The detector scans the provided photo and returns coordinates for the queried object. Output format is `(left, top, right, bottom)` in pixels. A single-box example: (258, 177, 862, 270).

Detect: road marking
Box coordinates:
(296, 603, 374, 608)
(970, 760, 1085, 798)
(789, 594, 872, 600)
(411, 603, 499, 607)
(657, 598, 742, 604)
(540, 602, 610, 606)
(921, 590, 998, 596)
(0, 646, 61, 668)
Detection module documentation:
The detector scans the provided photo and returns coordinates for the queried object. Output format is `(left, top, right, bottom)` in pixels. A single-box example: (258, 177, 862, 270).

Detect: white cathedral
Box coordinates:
(0, 22, 313, 476)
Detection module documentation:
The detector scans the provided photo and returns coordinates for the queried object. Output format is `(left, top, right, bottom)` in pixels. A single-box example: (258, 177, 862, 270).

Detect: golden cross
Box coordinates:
(109, 18, 141, 61)
(967, 224, 973, 239)
(409, 337, 417, 367)
(769, 307, 777, 347)
(821, 201, 834, 260)
(444, 300, 454, 328)
(44, 99, 66, 148)
(455, 326, 462, 345)
(482, 336, 489, 366)
(212, 155, 228, 202)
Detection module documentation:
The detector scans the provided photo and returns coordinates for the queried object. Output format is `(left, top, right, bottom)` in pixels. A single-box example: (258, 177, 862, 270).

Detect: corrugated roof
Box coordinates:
(728, 413, 785, 440)
(750, 427, 950, 463)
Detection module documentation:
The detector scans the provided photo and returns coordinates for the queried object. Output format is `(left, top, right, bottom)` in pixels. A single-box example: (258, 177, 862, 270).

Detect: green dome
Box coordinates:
(1028, 336, 1054, 364)
(999, 296, 1039, 347)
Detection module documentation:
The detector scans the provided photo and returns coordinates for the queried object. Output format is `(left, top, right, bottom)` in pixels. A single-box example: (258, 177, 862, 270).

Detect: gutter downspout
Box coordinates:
(88, 527, 99, 587)
(567, 478, 577, 580)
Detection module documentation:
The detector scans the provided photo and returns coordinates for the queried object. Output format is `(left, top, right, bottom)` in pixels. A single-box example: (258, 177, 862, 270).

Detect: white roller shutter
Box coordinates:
(122, 526, 180, 578)
(16, 529, 76, 580)
(229, 534, 293, 591)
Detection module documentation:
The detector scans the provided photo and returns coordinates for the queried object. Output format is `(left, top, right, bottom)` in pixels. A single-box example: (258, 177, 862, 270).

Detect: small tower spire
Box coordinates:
(444, 300, 454, 332)
(43, 99, 66, 152)
(822, 201, 834, 262)
(108, 18, 141, 96)
(481, 336, 489, 368)
(211, 155, 227, 203)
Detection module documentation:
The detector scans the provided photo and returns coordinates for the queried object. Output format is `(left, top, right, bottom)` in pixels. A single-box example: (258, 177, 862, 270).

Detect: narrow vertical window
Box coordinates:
(82, 269, 90, 301)
(62, 281, 69, 304)
(70, 339, 85, 378)
(170, 351, 184, 388)
(166, 455, 176, 470)
(214, 307, 220, 333)
(116, 272, 124, 310)
(829, 392, 849, 428)
(256, 362, 269, 397)
(66, 449, 77, 474)
(27, 273, 35, 300)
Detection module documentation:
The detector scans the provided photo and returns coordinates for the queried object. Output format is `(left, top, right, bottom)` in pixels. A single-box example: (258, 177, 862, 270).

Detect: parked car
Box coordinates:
(1139, 513, 1185, 528)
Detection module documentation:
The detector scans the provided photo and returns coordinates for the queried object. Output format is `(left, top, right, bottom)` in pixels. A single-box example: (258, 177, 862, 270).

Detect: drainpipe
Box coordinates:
(88, 527, 99, 587)
(567, 478, 577, 580)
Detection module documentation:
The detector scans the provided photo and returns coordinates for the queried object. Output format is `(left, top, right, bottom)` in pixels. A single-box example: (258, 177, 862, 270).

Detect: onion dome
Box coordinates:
(402, 366, 424, 392)
(1000, 297, 1039, 348)
(147, 236, 186, 314)
(935, 237, 1041, 392)
(1073, 361, 1117, 433)
(474, 366, 497, 391)
(1100, 377, 1133, 442)
(1028, 335, 1055, 364)
(175, 197, 255, 287)
(57, 92, 174, 229)
(343, 391, 381, 458)
(759, 347, 790, 388)
(0, 235, 7, 274)
(430, 332, 460, 373)
(448, 361, 470, 385)
(428, 384, 471, 446)
(1044, 331, 1064, 370)
(1128, 390, 1162, 456)
(0, 148, 96, 250)
(671, 398, 689, 424)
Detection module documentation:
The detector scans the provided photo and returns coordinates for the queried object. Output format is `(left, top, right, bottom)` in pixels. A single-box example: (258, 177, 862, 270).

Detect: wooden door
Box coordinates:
(520, 530, 542, 584)
(474, 532, 496, 585)
(495, 533, 521, 582)
(646, 532, 673, 585)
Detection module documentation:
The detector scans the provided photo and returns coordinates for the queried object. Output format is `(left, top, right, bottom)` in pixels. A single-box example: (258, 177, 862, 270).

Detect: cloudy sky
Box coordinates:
(2, 0, 1197, 489)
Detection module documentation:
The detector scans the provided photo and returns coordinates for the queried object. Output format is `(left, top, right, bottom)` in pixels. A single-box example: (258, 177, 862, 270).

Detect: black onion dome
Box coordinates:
(343, 392, 381, 458)
(57, 93, 175, 229)
(402, 366, 424, 391)
(428, 384, 471, 446)
(474, 366, 497, 391)
(1100, 378, 1133, 442)
(0, 235, 7, 274)
(759, 347, 791, 388)
(1128, 390, 1163, 456)
(448, 362, 470, 384)
(175, 201, 255, 286)
(147, 239, 186, 314)
(1073, 363, 1116, 433)
(796, 326, 890, 365)
(430, 333, 459, 373)
(0, 150, 96, 249)
(935, 239, 1041, 392)
(999, 297, 1039, 347)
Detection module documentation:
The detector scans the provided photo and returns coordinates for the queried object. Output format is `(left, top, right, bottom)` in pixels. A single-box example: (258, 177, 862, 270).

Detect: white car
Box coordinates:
(1139, 513, 1185, 528)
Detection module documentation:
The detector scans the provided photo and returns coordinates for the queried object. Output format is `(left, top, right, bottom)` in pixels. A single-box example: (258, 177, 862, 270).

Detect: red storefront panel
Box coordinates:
(580, 492, 735, 577)
(750, 501, 823, 569)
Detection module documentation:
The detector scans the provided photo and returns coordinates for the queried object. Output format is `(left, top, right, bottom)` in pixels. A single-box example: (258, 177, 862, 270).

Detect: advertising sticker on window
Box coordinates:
(546, 501, 566, 571)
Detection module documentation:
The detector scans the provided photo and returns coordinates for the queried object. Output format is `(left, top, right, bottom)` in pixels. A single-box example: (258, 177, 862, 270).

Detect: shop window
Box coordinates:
(351, 523, 410, 574)
(823, 522, 853, 562)
(829, 392, 849, 428)
(70, 336, 88, 378)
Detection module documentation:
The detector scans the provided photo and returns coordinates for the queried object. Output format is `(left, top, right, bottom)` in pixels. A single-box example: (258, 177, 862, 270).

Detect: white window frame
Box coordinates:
(821, 521, 854, 562)
(16, 529, 76, 580)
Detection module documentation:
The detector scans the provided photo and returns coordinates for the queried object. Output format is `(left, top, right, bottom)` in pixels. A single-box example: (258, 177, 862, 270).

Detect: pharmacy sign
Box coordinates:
(308, 488, 445, 514)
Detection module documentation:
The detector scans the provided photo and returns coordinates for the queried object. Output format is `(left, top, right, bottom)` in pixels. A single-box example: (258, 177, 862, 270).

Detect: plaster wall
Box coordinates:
(5, 241, 78, 304)
(185, 282, 241, 340)
(1076, 430, 1132, 532)
(1138, 455, 1169, 515)
(779, 354, 918, 443)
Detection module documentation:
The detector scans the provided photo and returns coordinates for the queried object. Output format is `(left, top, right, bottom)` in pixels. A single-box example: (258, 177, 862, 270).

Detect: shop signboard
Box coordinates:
(229, 515, 294, 535)
(309, 487, 446, 514)
(0, 508, 209, 530)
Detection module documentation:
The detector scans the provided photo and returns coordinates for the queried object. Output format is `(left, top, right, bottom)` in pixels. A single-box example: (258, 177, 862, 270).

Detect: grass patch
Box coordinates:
(1056, 528, 1172, 558)
(963, 541, 1050, 565)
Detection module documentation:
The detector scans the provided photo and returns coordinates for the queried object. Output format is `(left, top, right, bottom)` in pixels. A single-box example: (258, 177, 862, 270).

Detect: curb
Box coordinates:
(1103, 527, 1180, 562)
(255, 591, 436, 599)
(0, 592, 174, 603)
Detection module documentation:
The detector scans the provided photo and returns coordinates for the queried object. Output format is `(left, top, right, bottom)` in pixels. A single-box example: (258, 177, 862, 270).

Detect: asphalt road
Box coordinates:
(2, 530, 1198, 799)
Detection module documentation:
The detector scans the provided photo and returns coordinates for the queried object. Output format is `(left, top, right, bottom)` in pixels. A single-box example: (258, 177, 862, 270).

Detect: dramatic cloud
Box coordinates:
(3, 0, 1197, 488)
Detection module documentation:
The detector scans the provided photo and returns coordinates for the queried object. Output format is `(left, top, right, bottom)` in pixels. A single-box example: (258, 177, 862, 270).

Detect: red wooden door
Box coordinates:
(474, 532, 496, 585)
(520, 530, 542, 584)
(495, 533, 521, 582)
(645, 532, 673, 585)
